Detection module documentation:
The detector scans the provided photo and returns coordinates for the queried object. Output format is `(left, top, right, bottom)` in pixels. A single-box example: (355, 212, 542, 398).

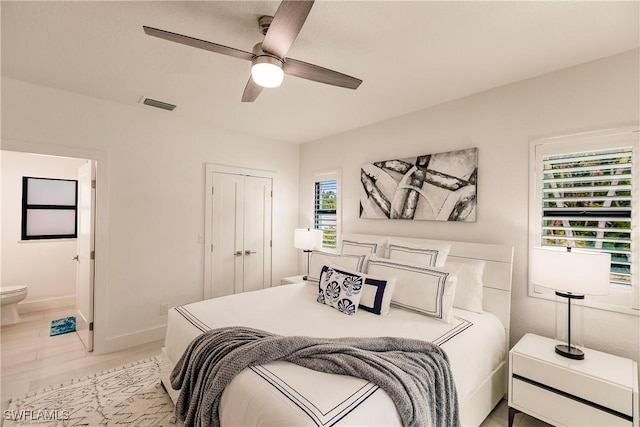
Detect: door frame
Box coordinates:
(204, 163, 275, 300)
(2, 139, 109, 354)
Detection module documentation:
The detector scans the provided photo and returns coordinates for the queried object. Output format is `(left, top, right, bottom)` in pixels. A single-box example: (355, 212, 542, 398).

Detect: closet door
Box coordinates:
(242, 176, 272, 292)
(212, 172, 244, 297)
(210, 172, 272, 298)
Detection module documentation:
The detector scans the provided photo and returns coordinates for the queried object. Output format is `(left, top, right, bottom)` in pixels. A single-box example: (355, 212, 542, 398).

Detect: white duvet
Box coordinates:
(163, 282, 505, 426)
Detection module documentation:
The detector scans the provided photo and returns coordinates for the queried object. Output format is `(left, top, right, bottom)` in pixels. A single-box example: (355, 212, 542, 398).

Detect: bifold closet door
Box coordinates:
(211, 172, 272, 297)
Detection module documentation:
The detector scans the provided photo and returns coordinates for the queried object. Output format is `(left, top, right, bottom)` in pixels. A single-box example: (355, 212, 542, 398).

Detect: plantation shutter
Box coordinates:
(314, 180, 337, 248)
(541, 147, 633, 286)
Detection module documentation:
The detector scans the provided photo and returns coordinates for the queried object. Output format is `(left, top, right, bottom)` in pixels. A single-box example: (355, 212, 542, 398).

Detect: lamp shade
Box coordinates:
(531, 247, 611, 295)
(251, 56, 284, 88)
(294, 228, 323, 251)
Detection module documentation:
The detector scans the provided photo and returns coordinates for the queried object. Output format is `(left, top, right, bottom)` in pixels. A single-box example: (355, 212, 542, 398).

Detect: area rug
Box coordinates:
(49, 317, 76, 337)
(5, 356, 181, 426)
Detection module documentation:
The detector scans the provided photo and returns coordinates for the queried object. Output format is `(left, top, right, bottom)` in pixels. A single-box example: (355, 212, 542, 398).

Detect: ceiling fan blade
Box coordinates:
(262, 1, 314, 59)
(241, 77, 264, 102)
(143, 26, 255, 62)
(284, 58, 362, 89)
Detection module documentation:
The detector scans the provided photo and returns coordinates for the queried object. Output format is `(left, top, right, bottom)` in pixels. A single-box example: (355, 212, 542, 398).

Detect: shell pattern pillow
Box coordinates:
(317, 265, 364, 316)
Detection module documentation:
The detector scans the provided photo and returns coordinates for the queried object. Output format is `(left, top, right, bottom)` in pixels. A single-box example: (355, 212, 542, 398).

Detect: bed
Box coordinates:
(160, 234, 514, 426)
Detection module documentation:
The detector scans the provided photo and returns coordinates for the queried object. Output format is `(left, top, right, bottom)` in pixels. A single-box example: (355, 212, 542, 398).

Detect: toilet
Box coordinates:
(1, 286, 28, 325)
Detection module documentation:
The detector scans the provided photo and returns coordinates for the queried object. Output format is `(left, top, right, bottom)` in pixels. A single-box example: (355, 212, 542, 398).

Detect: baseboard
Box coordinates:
(96, 325, 167, 355)
(18, 295, 75, 313)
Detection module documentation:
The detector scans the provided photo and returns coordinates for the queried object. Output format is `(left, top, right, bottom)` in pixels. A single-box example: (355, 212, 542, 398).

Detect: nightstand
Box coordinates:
(508, 333, 638, 427)
(280, 275, 306, 285)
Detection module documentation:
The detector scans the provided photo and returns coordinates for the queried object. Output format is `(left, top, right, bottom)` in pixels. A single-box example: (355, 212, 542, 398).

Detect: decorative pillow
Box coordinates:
(325, 262, 396, 316)
(341, 234, 388, 258)
(358, 274, 396, 316)
(317, 265, 364, 316)
(307, 251, 366, 284)
(448, 260, 485, 313)
(368, 256, 458, 323)
(386, 239, 451, 267)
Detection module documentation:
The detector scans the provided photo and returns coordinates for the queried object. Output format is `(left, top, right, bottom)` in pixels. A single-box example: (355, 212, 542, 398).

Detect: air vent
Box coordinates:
(142, 97, 176, 111)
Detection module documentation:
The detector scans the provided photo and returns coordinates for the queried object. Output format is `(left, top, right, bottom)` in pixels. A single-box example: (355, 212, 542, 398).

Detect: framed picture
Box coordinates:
(360, 148, 477, 221)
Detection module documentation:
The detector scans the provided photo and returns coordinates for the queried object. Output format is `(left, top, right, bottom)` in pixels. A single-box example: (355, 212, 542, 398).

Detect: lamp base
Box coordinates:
(555, 344, 584, 360)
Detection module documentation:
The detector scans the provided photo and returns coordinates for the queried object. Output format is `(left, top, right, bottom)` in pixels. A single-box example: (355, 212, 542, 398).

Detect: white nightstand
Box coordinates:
(508, 333, 639, 427)
(280, 275, 306, 285)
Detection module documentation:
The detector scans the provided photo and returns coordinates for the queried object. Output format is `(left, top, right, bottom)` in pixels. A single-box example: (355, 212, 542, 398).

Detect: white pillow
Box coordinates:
(368, 256, 458, 323)
(358, 273, 396, 316)
(325, 262, 396, 316)
(307, 251, 366, 284)
(317, 265, 364, 316)
(448, 260, 485, 313)
(341, 234, 387, 258)
(386, 239, 451, 267)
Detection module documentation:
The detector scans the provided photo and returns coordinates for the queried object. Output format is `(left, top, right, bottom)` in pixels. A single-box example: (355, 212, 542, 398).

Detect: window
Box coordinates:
(313, 171, 340, 249)
(541, 148, 632, 285)
(529, 127, 639, 313)
(22, 176, 78, 240)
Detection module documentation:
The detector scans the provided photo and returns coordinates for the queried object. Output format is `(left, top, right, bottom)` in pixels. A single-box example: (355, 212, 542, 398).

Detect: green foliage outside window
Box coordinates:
(315, 181, 337, 248)
(542, 148, 632, 285)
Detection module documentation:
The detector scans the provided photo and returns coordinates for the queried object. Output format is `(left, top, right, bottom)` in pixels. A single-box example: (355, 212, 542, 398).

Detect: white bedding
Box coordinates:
(163, 282, 505, 426)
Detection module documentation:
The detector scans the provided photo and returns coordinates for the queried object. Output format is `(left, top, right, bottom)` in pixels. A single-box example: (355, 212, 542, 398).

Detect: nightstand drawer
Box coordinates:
(512, 377, 632, 427)
(512, 352, 633, 416)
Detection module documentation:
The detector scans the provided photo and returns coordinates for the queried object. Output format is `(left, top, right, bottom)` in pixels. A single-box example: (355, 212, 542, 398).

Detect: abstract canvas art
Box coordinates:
(360, 148, 477, 221)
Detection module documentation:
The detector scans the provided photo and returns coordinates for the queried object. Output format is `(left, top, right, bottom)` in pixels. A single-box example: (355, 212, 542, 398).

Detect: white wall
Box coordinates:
(299, 49, 640, 363)
(1, 151, 86, 309)
(1, 77, 300, 353)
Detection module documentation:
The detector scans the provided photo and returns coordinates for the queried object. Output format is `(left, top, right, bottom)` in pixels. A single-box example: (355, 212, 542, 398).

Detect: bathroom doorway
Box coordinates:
(1, 148, 97, 351)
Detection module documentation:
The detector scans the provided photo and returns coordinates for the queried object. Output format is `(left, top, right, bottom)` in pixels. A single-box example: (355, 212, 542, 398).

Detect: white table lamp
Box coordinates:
(531, 246, 610, 360)
(294, 228, 323, 280)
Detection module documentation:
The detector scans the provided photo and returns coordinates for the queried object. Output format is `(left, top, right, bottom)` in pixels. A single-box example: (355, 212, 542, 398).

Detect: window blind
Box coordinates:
(541, 147, 633, 286)
(314, 180, 337, 248)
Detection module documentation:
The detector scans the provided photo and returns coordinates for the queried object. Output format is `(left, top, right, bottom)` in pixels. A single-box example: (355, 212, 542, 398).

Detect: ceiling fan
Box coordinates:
(143, 0, 362, 102)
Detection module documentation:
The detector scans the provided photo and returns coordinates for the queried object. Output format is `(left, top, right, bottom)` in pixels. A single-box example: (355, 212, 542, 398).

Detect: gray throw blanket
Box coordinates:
(171, 326, 459, 427)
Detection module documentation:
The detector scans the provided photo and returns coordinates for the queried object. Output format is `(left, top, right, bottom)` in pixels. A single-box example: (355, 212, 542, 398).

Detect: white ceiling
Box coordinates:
(2, 1, 638, 143)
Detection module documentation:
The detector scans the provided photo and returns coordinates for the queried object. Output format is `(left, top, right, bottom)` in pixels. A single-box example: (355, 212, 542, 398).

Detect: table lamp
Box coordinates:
(294, 228, 323, 280)
(531, 246, 610, 360)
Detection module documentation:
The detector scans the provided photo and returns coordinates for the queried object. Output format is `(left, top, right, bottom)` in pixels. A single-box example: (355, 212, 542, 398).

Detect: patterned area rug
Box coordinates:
(5, 356, 182, 426)
(49, 317, 76, 337)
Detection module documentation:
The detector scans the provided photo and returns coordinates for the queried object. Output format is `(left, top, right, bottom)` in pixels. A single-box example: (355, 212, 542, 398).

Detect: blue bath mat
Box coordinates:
(50, 316, 76, 336)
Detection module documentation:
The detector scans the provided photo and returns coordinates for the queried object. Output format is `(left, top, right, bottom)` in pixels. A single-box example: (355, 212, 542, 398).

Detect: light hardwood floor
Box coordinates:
(1, 306, 548, 427)
(0, 306, 163, 413)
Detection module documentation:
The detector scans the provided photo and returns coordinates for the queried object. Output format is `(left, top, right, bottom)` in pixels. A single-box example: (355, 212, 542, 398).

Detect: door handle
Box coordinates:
(245, 250, 257, 255)
(72, 255, 80, 262)
(234, 251, 243, 256)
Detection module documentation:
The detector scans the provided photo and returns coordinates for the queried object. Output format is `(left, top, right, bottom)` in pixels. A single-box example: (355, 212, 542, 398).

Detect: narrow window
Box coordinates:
(314, 179, 338, 249)
(21, 176, 78, 240)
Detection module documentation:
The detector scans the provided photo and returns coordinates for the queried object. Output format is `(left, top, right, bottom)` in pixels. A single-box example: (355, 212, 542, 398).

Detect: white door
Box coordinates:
(210, 172, 272, 297)
(212, 173, 244, 297)
(75, 161, 95, 351)
(242, 176, 272, 292)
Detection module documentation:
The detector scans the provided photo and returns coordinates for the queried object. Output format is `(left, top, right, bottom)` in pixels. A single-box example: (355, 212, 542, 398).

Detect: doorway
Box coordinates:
(1, 147, 98, 352)
(204, 164, 273, 299)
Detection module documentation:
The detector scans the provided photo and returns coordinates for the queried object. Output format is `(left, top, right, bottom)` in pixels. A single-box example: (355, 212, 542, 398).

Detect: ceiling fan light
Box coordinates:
(251, 56, 284, 88)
